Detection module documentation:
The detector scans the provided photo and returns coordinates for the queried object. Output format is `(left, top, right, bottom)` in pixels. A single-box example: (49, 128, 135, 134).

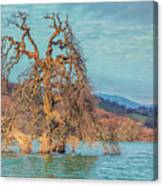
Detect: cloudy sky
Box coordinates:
(1, 1, 155, 104)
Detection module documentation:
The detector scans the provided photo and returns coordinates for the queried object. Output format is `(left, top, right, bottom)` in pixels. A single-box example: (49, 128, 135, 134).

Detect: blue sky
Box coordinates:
(1, 2, 155, 104)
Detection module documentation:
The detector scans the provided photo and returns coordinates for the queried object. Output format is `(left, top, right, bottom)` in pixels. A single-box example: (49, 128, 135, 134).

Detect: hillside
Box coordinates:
(96, 93, 157, 128)
(96, 92, 142, 108)
(95, 108, 157, 142)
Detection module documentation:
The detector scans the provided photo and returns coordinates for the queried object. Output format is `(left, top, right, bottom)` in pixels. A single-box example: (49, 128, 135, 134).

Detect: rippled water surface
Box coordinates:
(1, 142, 157, 180)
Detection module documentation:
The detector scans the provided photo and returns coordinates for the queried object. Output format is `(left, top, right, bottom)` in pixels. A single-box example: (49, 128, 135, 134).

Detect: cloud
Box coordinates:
(2, 2, 154, 104)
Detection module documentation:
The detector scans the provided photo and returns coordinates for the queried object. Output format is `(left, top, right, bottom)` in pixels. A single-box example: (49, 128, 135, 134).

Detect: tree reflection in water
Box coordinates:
(42, 154, 97, 179)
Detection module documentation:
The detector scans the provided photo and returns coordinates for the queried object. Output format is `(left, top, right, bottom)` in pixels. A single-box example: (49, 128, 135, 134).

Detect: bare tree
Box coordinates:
(1, 12, 105, 153)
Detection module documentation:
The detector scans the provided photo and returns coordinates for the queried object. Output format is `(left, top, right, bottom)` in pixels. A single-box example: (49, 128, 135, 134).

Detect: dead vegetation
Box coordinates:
(1, 12, 155, 154)
(1, 11, 108, 153)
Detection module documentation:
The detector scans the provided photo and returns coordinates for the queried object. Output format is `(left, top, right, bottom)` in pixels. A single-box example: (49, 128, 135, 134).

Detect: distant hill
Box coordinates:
(95, 92, 151, 109)
(95, 92, 157, 128)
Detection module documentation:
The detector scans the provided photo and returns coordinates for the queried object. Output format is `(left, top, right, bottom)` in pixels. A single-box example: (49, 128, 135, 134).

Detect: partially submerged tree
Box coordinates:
(1, 11, 106, 153)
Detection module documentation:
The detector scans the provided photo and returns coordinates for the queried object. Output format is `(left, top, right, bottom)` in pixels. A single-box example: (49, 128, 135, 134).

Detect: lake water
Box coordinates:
(1, 142, 157, 180)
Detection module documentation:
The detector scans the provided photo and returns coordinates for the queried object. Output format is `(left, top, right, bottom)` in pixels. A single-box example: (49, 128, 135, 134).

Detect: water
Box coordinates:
(1, 142, 157, 180)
